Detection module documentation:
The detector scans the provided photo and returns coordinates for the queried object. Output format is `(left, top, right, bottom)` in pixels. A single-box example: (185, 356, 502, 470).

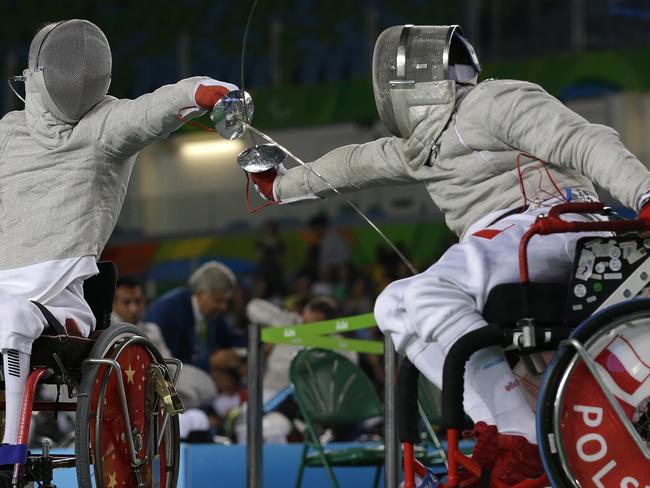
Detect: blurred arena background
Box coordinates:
(3, 0, 650, 293)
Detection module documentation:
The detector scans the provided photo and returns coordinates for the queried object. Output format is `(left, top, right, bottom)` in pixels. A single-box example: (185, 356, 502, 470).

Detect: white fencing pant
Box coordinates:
(0, 278, 94, 445)
(375, 205, 598, 443)
(0, 278, 95, 354)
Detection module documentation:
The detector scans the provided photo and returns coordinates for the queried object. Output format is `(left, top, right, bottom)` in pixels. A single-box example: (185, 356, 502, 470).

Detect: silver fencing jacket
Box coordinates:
(275, 79, 650, 238)
(0, 75, 208, 270)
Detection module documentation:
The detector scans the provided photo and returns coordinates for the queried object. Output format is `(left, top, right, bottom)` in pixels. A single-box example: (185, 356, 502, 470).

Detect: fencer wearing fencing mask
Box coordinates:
(372, 24, 480, 138)
(251, 25, 650, 484)
(27, 19, 112, 122)
(261, 23, 642, 239)
(0, 19, 237, 464)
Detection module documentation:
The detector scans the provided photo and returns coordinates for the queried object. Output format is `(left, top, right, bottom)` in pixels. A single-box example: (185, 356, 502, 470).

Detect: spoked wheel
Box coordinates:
(538, 299, 650, 487)
(75, 323, 180, 487)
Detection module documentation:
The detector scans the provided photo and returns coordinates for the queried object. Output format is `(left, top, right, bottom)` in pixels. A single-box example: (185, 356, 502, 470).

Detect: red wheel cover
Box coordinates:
(89, 344, 170, 487)
(558, 334, 650, 487)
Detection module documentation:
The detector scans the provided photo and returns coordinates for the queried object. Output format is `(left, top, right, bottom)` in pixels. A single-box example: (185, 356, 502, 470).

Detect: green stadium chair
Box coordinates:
(289, 348, 384, 488)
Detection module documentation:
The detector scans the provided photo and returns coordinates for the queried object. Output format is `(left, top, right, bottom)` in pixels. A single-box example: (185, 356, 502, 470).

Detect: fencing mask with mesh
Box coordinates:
(372, 25, 480, 138)
(26, 19, 112, 122)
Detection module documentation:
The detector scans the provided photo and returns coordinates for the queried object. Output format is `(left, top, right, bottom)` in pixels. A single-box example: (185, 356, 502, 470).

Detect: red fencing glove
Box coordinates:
(251, 167, 280, 201)
(194, 79, 239, 110)
(639, 201, 650, 222)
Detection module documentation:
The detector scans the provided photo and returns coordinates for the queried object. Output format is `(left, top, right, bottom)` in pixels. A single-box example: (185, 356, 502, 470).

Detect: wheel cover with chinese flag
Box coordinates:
(555, 319, 650, 487)
(90, 343, 170, 487)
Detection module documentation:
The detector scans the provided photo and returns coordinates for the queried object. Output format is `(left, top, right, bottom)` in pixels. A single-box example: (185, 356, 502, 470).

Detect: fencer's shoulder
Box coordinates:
(0, 110, 25, 126)
(0, 111, 25, 144)
(470, 79, 547, 97)
(472, 79, 553, 104)
(86, 95, 119, 115)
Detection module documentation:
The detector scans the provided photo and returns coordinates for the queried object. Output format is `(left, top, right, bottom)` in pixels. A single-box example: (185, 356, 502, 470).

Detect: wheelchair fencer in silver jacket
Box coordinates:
(0, 18, 237, 466)
(249, 24, 650, 485)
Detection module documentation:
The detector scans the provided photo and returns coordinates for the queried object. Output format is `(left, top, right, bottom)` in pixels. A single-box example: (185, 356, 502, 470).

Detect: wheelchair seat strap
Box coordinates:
(31, 301, 66, 336)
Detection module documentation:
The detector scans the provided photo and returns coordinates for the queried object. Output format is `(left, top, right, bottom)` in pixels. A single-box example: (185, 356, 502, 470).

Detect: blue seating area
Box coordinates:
(48, 442, 473, 487)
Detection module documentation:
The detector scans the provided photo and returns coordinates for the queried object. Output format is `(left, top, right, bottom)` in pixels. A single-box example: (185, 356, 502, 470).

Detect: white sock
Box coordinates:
(411, 341, 499, 426)
(2, 349, 29, 444)
(411, 339, 537, 443)
(464, 346, 537, 444)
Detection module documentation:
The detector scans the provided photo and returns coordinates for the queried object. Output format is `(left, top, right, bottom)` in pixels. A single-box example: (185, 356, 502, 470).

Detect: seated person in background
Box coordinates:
(144, 261, 244, 370)
(112, 276, 224, 439)
(111, 277, 172, 358)
(250, 296, 351, 399)
(208, 349, 246, 436)
(236, 296, 356, 444)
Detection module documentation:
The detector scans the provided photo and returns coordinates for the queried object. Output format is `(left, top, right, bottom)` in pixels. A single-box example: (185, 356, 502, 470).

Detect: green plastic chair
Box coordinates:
(289, 348, 384, 488)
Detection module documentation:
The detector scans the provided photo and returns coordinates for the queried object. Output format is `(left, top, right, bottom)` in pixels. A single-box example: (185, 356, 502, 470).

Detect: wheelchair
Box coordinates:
(0, 262, 184, 488)
(399, 202, 650, 487)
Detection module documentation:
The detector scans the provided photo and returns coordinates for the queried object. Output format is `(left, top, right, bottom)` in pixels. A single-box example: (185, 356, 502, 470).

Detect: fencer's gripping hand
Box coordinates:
(194, 79, 239, 110)
(250, 164, 287, 202)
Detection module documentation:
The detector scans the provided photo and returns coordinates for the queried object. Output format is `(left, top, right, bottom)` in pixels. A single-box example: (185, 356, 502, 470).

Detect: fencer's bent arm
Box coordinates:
(97, 77, 209, 159)
(483, 81, 650, 210)
(274, 137, 415, 201)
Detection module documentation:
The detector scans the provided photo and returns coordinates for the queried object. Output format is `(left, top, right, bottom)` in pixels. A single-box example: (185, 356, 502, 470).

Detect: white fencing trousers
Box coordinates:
(0, 279, 95, 355)
(374, 205, 600, 443)
(0, 257, 98, 354)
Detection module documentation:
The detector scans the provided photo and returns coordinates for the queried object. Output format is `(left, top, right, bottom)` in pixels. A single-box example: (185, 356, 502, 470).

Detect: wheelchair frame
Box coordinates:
(400, 201, 650, 488)
(0, 264, 184, 488)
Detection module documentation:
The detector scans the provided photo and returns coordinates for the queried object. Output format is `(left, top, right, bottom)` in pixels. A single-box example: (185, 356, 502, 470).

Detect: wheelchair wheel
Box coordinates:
(75, 323, 180, 488)
(538, 299, 650, 487)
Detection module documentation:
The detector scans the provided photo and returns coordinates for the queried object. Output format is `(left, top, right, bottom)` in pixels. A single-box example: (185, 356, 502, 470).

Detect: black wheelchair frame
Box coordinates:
(0, 262, 184, 488)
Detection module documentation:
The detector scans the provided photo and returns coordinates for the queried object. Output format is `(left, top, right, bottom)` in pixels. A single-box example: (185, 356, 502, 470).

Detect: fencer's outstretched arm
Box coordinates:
(273, 137, 415, 201)
(476, 80, 650, 210)
(97, 77, 236, 159)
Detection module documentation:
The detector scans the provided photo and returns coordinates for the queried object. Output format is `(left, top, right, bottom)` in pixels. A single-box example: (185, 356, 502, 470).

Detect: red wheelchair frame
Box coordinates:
(401, 202, 650, 488)
(0, 263, 184, 488)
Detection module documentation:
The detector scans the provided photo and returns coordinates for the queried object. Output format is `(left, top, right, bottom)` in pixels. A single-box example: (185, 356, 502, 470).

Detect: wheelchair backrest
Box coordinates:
(483, 234, 650, 328)
(83, 261, 117, 330)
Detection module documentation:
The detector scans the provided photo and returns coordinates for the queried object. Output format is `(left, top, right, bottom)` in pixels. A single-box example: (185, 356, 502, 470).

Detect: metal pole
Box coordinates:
(384, 336, 399, 488)
(247, 322, 263, 488)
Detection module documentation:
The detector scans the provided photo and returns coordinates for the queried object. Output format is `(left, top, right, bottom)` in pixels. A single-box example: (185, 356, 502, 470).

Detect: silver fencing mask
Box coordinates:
(372, 25, 480, 137)
(28, 19, 112, 122)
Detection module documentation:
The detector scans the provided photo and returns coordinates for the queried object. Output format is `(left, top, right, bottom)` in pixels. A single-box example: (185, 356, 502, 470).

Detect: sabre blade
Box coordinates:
(243, 124, 418, 275)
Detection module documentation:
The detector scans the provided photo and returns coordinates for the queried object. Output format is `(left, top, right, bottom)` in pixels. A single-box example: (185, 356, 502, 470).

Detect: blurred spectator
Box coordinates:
(318, 217, 350, 274)
(176, 363, 219, 442)
(300, 213, 351, 282)
(111, 277, 172, 358)
(341, 276, 372, 317)
(208, 349, 246, 435)
(224, 284, 251, 339)
(283, 274, 312, 312)
(253, 295, 343, 398)
(255, 219, 286, 298)
(235, 295, 354, 444)
(112, 277, 230, 442)
(144, 261, 244, 370)
(299, 213, 327, 281)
